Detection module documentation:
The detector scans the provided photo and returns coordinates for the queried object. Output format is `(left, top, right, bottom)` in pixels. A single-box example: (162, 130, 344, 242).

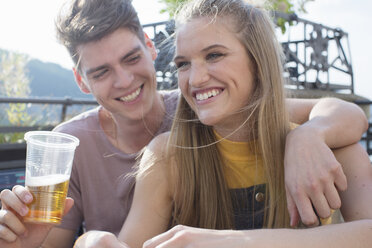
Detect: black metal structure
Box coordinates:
(143, 12, 354, 93)
(275, 12, 354, 93)
(143, 21, 177, 90)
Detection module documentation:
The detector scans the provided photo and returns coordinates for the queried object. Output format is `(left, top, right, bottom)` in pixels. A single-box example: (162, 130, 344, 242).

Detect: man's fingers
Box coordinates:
(310, 192, 331, 219)
(0, 224, 18, 242)
(324, 184, 341, 210)
(63, 198, 74, 216)
(333, 166, 347, 192)
(0, 209, 26, 237)
(12, 185, 33, 204)
(0, 189, 29, 216)
(285, 189, 300, 227)
(294, 194, 319, 226)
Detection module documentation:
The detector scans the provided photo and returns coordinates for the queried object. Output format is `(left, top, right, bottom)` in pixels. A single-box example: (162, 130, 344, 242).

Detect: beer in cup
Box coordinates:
(23, 131, 79, 224)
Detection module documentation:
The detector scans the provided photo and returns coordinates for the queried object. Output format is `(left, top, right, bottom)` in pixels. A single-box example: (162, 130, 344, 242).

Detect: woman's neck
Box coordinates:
(213, 111, 256, 142)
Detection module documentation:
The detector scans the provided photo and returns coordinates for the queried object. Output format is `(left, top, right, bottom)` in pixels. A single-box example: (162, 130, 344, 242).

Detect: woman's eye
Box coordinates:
(175, 61, 190, 70)
(206, 52, 224, 61)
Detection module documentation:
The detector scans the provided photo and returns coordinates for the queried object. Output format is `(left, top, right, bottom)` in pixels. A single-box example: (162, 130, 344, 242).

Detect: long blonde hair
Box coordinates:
(146, 0, 290, 229)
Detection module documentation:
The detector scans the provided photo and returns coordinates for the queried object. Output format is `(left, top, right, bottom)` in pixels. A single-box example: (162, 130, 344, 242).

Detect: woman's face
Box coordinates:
(175, 17, 255, 129)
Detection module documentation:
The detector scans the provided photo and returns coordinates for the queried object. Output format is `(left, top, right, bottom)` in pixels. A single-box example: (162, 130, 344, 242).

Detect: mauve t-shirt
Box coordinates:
(53, 89, 179, 235)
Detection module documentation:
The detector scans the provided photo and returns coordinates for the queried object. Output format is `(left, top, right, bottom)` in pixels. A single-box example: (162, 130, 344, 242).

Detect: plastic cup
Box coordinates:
(23, 131, 79, 224)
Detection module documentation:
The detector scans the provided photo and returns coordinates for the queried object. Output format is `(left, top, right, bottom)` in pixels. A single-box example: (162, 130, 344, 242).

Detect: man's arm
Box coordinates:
(285, 97, 368, 226)
(287, 97, 368, 145)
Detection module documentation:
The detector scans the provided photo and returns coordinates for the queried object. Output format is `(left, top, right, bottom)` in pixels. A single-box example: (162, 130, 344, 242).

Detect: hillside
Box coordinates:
(27, 59, 90, 99)
(0, 49, 92, 99)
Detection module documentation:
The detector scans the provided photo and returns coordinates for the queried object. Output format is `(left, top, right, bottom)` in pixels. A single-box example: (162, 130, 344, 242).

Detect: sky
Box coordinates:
(0, 0, 371, 99)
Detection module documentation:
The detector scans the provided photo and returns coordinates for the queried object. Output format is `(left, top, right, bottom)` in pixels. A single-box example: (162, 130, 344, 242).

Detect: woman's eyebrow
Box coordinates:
(174, 44, 227, 61)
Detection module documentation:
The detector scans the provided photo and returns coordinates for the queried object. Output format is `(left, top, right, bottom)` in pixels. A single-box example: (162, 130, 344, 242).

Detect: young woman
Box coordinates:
(116, 0, 372, 247)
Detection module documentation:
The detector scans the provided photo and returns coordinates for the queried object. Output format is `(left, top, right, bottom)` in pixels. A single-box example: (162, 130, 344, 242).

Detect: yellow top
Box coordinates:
(214, 129, 333, 225)
(215, 131, 265, 189)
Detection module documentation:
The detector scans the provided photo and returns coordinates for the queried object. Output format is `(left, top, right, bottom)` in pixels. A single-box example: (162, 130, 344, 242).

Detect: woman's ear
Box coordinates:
(144, 32, 157, 60)
(73, 67, 91, 94)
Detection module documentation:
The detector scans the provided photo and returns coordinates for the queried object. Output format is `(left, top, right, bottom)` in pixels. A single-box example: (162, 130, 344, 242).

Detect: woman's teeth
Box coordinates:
(196, 89, 220, 101)
(120, 87, 141, 102)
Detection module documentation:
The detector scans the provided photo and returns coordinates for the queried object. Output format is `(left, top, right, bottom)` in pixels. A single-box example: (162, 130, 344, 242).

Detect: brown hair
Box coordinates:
(55, 0, 145, 68)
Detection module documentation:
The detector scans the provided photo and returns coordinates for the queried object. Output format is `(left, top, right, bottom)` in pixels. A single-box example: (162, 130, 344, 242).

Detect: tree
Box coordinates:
(158, 0, 315, 32)
(159, 0, 314, 17)
(0, 52, 33, 143)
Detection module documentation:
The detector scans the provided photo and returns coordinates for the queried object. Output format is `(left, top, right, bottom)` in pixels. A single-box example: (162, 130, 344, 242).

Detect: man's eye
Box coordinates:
(206, 52, 224, 61)
(127, 55, 141, 64)
(92, 69, 108, 79)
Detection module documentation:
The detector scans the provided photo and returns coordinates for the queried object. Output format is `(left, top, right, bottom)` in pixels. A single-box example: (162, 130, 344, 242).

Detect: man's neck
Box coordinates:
(100, 92, 165, 154)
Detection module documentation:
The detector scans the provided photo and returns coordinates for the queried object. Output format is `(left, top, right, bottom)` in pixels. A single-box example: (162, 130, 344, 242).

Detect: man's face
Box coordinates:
(75, 28, 158, 121)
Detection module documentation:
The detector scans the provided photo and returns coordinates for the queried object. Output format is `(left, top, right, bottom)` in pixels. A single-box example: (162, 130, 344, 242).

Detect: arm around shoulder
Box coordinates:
(282, 97, 368, 226)
(288, 97, 368, 147)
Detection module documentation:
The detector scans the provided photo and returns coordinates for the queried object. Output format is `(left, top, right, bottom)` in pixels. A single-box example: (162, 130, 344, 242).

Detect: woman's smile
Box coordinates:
(175, 17, 255, 128)
(193, 88, 223, 103)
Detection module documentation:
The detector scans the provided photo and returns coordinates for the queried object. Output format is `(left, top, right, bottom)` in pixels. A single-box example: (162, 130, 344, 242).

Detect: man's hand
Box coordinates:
(0, 185, 74, 248)
(73, 231, 129, 248)
(284, 125, 347, 226)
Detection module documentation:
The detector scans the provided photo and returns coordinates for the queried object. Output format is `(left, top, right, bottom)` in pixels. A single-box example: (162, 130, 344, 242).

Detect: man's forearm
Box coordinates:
(306, 97, 367, 148)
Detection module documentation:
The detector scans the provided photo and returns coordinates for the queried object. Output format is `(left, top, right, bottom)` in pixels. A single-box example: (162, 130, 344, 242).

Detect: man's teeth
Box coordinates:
(120, 87, 141, 102)
(196, 89, 220, 101)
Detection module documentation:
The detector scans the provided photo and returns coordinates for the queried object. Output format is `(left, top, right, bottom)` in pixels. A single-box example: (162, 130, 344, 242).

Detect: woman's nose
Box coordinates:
(189, 63, 210, 87)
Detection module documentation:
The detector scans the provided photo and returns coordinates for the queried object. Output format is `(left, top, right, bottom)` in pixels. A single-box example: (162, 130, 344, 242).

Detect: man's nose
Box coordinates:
(113, 68, 134, 88)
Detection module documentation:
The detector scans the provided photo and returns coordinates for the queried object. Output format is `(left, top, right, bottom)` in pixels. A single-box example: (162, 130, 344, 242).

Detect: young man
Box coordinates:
(0, 0, 367, 247)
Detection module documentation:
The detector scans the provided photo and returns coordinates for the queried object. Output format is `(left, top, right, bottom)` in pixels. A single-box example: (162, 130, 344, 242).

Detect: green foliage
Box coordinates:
(0, 52, 33, 143)
(0, 52, 30, 97)
(296, 0, 314, 13)
(159, 0, 187, 17)
(158, 0, 315, 32)
(270, 0, 314, 33)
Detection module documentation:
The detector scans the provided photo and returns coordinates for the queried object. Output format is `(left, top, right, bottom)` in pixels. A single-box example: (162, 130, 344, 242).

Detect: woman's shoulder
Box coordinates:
(138, 132, 171, 176)
(147, 132, 171, 155)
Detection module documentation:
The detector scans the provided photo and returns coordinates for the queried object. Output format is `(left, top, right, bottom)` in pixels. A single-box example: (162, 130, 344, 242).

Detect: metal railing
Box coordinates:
(0, 97, 97, 134)
(0, 97, 98, 191)
(143, 12, 354, 93)
(0, 97, 371, 192)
